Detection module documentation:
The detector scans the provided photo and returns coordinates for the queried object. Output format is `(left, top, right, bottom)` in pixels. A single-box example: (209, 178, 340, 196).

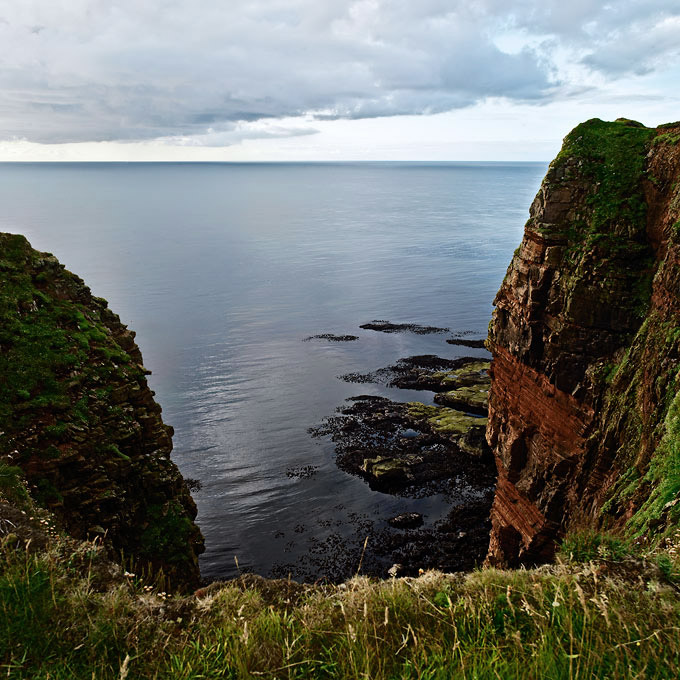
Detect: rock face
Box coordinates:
(0, 234, 204, 588)
(486, 118, 680, 566)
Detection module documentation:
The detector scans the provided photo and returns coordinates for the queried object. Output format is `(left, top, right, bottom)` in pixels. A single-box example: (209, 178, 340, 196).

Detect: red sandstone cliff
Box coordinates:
(486, 119, 680, 566)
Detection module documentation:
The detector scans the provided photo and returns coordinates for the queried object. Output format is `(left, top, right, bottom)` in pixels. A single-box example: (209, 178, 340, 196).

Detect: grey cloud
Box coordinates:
(581, 16, 680, 76)
(504, 1, 680, 75)
(0, 0, 676, 145)
(165, 123, 320, 147)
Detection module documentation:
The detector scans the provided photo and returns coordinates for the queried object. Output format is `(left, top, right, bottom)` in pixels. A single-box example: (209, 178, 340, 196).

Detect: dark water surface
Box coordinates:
(0, 161, 546, 581)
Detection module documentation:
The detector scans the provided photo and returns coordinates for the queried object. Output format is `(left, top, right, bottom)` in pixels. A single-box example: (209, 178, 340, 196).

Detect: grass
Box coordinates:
(560, 530, 631, 563)
(0, 465, 30, 509)
(1, 519, 680, 679)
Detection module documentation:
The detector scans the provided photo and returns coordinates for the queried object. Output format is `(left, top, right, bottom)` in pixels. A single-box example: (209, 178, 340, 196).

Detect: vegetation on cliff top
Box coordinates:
(556, 118, 654, 238)
(550, 118, 657, 320)
(2, 493, 680, 679)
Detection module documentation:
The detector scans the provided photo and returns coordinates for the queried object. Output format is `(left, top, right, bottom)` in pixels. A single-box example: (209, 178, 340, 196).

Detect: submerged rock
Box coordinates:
(446, 337, 487, 348)
(359, 320, 449, 334)
(339, 355, 489, 390)
(303, 333, 359, 342)
(361, 455, 418, 483)
(388, 512, 424, 529)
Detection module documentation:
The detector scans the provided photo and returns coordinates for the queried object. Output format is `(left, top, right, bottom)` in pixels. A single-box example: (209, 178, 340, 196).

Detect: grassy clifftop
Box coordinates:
(1, 495, 679, 678)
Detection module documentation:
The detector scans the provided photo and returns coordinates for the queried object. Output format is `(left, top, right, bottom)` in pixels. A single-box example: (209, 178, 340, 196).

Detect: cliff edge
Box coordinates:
(487, 118, 680, 566)
(0, 233, 204, 588)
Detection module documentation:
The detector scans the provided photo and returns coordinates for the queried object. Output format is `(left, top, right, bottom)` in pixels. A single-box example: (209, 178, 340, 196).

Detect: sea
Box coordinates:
(0, 161, 546, 582)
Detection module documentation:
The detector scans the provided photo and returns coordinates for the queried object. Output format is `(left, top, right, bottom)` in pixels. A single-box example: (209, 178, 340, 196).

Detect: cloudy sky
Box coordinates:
(0, 0, 679, 161)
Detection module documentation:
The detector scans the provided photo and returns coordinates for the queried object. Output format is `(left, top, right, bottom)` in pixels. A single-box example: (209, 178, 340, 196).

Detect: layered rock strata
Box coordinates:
(486, 118, 680, 566)
(0, 233, 204, 588)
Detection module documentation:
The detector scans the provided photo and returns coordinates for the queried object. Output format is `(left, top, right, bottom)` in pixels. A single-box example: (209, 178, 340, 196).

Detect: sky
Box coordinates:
(0, 0, 679, 161)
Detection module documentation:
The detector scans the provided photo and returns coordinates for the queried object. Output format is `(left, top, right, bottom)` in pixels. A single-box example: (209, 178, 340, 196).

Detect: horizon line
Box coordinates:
(0, 158, 551, 164)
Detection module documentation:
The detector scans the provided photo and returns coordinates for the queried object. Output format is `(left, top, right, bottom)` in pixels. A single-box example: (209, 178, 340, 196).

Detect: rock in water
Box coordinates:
(388, 513, 424, 529)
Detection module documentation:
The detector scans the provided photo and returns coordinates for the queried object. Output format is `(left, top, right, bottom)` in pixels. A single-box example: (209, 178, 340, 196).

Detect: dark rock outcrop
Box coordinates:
(0, 233, 204, 588)
(486, 118, 680, 566)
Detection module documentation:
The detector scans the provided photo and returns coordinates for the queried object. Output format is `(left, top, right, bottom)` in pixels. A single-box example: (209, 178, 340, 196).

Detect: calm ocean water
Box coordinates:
(0, 161, 546, 581)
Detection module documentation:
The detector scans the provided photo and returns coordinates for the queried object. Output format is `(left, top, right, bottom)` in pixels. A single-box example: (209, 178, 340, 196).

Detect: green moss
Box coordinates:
(652, 131, 680, 146)
(430, 362, 490, 388)
(104, 443, 130, 462)
(599, 303, 680, 537)
(0, 233, 144, 460)
(407, 403, 487, 436)
(139, 501, 195, 567)
(601, 362, 620, 385)
(437, 384, 489, 411)
(44, 422, 68, 439)
(542, 119, 659, 323)
(556, 118, 654, 234)
(34, 477, 64, 506)
(0, 463, 29, 506)
(628, 390, 680, 538)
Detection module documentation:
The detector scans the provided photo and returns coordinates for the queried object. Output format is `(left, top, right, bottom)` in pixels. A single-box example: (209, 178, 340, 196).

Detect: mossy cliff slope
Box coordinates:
(0, 233, 204, 587)
(487, 118, 680, 566)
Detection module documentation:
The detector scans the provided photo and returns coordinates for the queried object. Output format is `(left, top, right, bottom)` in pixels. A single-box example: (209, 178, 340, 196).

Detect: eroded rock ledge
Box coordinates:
(0, 233, 204, 588)
(486, 118, 680, 566)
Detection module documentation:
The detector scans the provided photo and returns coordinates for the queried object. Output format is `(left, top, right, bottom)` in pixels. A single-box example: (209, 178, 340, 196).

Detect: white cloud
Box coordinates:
(0, 1, 677, 149)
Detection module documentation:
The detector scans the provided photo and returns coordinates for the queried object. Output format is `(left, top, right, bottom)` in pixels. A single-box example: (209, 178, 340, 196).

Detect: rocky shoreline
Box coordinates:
(305, 334, 496, 579)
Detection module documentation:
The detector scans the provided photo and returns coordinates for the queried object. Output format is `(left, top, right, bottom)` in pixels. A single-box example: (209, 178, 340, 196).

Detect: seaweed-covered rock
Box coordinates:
(310, 395, 494, 494)
(359, 320, 449, 334)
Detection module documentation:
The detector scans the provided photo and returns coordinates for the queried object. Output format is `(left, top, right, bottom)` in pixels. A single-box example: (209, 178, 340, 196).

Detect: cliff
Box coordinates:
(0, 233, 204, 588)
(486, 118, 680, 566)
